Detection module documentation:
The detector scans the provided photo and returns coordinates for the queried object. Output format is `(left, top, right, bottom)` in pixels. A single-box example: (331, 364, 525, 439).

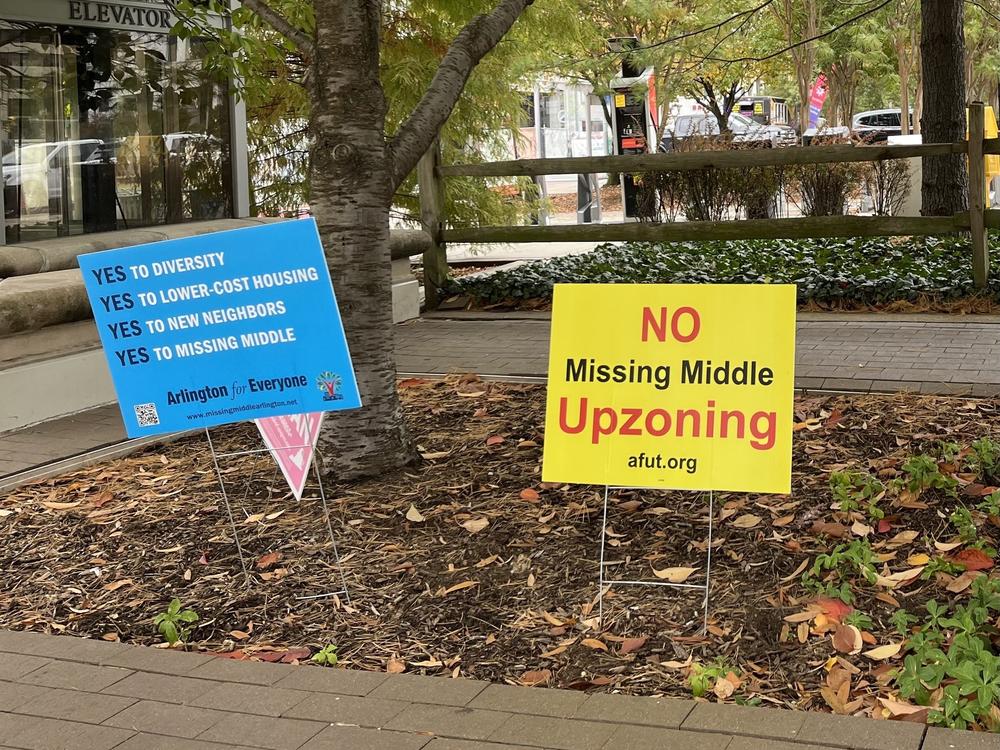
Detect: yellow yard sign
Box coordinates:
(542, 284, 796, 493)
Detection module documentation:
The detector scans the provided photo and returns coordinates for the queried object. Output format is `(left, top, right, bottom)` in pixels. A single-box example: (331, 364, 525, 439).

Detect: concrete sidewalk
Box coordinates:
(0, 629, 980, 750)
(3, 312, 1000, 483)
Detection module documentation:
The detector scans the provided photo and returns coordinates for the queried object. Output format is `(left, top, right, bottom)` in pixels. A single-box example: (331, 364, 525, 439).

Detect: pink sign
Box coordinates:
(255, 413, 324, 500)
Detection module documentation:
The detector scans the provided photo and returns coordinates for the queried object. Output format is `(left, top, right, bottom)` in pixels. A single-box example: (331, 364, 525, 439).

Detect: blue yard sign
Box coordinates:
(79, 219, 361, 438)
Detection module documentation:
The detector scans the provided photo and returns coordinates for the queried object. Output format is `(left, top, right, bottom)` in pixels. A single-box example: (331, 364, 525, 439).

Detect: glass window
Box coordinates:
(1, 21, 232, 243)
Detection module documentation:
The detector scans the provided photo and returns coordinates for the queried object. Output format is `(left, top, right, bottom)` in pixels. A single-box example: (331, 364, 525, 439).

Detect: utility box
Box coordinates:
(610, 67, 656, 220)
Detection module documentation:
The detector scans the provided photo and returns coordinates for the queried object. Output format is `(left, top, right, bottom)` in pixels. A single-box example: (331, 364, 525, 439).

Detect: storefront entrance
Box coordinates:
(1, 10, 238, 244)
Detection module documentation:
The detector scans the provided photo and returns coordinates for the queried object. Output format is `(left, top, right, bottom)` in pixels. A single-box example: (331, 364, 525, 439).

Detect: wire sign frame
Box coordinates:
(204, 428, 351, 604)
(597, 485, 714, 632)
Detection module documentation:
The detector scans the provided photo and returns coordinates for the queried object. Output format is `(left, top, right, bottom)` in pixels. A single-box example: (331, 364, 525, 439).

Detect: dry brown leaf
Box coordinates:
(732, 514, 762, 529)
(652, 566, 697, 582)
(255, 551, 282, 570)
(581, 638, 608, 651)
(461, 518, 489, 534)
(518, 669, 551, 686)
(102, 579, 132, 592)
(387, 658, 406, 674)
(832, 624, 862, 655)
(441, 580, 477, 596)
(405, 504, 426, 523)
(863, 642, 902, 660)
(519, 488, 540, 502)
(40, 501, 81, 511)
(619, 637, 647, 655)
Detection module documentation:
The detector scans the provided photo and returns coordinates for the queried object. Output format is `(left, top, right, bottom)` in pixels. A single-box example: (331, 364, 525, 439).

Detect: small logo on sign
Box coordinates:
(317, 371, 343, 401)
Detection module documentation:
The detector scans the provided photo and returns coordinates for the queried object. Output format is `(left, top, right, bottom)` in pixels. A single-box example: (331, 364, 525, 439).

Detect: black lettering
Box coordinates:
(97, 4, 109, 22)
(68, 1, 82, 20)
(84, 2, 97, 21)
(159, 9, 170, 27)
(565, 358, 587, 383)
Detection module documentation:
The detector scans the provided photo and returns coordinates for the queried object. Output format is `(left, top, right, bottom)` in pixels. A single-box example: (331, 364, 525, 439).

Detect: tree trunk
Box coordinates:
(920, 0, 967, 215)
(310, 0, 415, 479)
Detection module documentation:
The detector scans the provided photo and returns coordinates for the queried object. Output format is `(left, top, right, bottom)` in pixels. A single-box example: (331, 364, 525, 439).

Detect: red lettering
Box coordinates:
(645, 408, 672, 436)
(641, 306, 667, 342)
(591, 407, 618, 444)
(672, 306, 700, 342)
(619, 408, 642, 435)
(558, 397, 587, 434)
(641, 306, 700, 343)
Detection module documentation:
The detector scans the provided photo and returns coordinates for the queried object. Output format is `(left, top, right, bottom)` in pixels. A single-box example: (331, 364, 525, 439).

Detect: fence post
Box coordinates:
(418, 139, 448, 310)
(969, 101, 988, 288)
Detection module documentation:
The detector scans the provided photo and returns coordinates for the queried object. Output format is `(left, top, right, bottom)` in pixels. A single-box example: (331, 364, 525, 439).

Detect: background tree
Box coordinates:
(920, 0, 967, 215)
(176, 0, 545, 478)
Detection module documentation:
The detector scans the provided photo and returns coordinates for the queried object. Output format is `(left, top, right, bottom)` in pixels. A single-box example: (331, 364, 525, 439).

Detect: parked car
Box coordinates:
(851, 109, 913, 143)
(660, 112, 797, 151)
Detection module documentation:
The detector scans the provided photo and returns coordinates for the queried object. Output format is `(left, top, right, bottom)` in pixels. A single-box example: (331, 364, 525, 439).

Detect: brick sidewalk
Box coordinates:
(3, 313, 1000, 482)
(0, 629, 984, 750)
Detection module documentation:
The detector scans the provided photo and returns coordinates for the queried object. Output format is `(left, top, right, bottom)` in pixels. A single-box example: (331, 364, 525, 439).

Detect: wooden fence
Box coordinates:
(411, 102, 999, 309)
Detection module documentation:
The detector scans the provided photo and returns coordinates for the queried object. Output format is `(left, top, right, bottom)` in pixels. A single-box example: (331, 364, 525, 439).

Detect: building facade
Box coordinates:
(1, 0, 249, 246)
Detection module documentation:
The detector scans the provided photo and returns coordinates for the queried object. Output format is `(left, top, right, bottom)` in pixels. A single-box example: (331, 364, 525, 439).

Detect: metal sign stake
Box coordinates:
(203, 429, 350, 602)
(598, 486, 714, 634)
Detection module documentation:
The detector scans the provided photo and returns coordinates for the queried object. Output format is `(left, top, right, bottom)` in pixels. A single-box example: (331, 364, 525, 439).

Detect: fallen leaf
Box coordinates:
(652, 566, 697, 582)
(732, 513, 762, 528)
(934, 540, 963, 552)
(256, 551, 282, 570)
(229, 630, 250, 640)
(40, 501, 81, 511)
(811, 521, 849, 539)
(476, 555, 499, 568)
(519, 488, 540, 502)
(784, 610, 818, 624)
(441, 580, 477, 596)
(102, 578, 132, 592)
(773, 514, 796, 527)
(950, 547, 995, 571)
(947, 570, 984, 593)
(816, 597, 854, 620)
(619, 637, 647, 655)
(461, 518, 489, 534)
(420, 451, 450, 460)
(387, 658, 406, 674)
(832, 624, 862, 655)
(581, 638, 608, 651)
(863, 642, 902, 660)
(518, 669, 551, 686)
(906, 553, 930, 566)
(405, 504, 426, 523)
(485, 435, 505, 446)
(851, 521, 873, 537)
(886, 531, 918, 547)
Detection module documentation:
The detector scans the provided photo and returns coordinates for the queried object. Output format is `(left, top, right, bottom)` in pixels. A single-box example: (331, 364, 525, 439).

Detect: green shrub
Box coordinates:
(453, 234, 999, 307)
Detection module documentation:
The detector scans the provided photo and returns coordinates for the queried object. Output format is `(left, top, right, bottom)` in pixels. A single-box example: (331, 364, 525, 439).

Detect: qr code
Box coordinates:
(134, 403, 160, 427)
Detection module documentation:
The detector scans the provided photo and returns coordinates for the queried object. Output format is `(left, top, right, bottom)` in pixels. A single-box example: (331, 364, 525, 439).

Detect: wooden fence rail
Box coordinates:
(416, 103, 993, 308)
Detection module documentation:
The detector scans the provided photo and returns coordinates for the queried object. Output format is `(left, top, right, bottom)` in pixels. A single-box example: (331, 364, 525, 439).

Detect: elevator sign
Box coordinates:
(79, 219, 361, 438)
(542, 284, 796, 493)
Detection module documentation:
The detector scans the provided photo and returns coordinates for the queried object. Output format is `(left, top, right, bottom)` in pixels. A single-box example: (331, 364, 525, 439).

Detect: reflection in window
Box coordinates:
(1, 22, 232, 243)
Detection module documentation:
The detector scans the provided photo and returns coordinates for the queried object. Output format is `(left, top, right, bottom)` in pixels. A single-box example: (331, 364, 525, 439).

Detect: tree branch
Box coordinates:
(388, 0, 534, 191)
(241, 0, 314, 56)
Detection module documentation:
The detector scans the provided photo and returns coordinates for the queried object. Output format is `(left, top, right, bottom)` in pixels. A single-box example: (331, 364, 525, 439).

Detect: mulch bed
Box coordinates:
(1, 380, 998, 717)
